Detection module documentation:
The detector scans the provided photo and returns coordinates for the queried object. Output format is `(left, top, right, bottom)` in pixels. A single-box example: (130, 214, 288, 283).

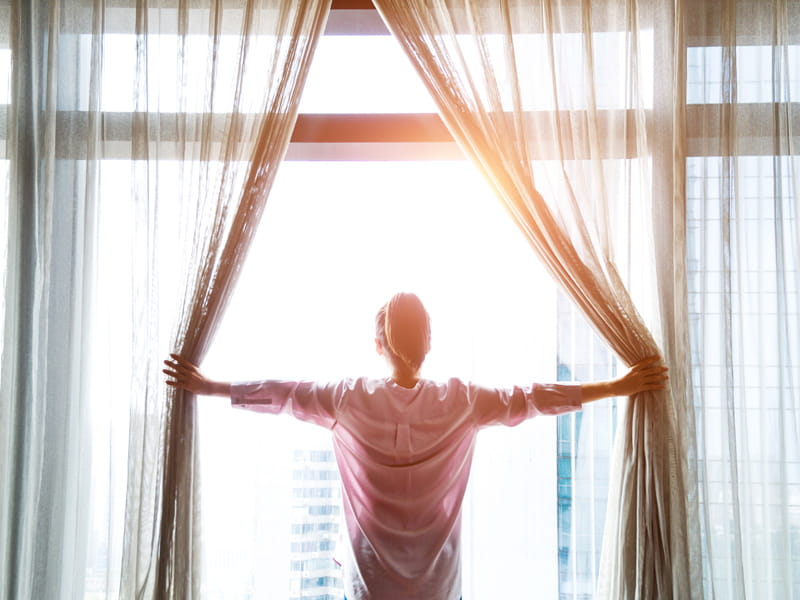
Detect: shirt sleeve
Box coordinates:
(230, 379, 343, 429)
(470, 382, 583, 428)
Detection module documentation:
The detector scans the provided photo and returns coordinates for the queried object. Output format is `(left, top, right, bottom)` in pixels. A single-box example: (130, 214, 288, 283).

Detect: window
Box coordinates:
(79, 5, 644, 598)
(0, 3, 656, 598)
(5, 2, 798, 598)
(82, 9, 565, 598)
(186, 10, 575, 599)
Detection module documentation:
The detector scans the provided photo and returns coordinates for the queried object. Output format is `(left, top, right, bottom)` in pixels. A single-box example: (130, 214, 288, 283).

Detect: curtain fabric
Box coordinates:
(682, 1, 800, 598)
(2, 2, 102, 597)
(138, 3, 331, 597)
(0, 0, 330, 598)
(372, 1, 696, 597)
(119, 1, 331, 597)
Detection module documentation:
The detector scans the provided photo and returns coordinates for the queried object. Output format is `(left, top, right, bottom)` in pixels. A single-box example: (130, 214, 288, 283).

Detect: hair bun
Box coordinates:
(382, 292, 431, 371)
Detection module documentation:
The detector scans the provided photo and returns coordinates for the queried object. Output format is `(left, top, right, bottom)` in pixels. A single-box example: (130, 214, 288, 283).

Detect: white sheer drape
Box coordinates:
(2, 2, 102, 597)
(373, 0, 800, 598)
(128, 3, 330, 597)
(371, 0, 695, 597)
(1, 0, 330, 598)
(682, 1, 800, 597)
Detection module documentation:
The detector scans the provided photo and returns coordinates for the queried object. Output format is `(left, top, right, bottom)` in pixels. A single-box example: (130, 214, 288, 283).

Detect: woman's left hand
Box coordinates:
(163, 353, 227, 396)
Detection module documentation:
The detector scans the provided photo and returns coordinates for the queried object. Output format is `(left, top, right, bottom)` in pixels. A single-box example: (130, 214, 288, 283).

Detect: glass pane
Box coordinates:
(300, 31, 653, 114)
(299, 36, 437, 114)
(687, 45, 800, 104)
(556, 292, 619, 599)
(93, 31, 654, 116)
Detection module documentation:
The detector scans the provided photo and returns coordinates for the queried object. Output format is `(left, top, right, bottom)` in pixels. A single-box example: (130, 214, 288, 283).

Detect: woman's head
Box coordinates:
(375, 292, 431, 373)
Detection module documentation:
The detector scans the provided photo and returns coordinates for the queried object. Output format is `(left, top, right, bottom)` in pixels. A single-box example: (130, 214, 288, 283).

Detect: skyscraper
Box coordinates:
(557, 292, 618, 599)
(289, 448, 343, 600)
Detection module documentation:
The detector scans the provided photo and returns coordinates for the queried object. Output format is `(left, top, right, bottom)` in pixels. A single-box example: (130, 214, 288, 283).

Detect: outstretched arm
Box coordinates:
(580, 356, 668, 404)
(163, 354, 231, 397)
(163, 355, 340, 428)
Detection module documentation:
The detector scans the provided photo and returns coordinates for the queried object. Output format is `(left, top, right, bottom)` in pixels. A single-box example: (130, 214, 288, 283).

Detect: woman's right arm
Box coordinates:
(163, 354, 340, 429)
(579, 356, 668, 404)
(163, 354, 231, 397)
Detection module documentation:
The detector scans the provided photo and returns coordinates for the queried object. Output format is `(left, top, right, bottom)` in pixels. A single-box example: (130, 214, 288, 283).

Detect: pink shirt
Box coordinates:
(231, 377, 582, 600)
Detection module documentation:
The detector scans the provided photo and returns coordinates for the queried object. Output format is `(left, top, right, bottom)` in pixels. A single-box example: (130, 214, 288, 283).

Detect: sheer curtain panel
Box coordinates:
(0, 1, 330, 598)
(137, 3, 330, 597)
(683, 0, 800, 597)
(372, 1, 697, 598)
(2, 1, 101, 597)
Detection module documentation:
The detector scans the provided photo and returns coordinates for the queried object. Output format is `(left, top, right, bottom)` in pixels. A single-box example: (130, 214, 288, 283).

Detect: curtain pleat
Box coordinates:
(686, 1, 800, 597)
(2, 1, 102, 598)
(372, 1, 696, 597)
(1, 1, 330, 598)
(118, 2, 331, 598)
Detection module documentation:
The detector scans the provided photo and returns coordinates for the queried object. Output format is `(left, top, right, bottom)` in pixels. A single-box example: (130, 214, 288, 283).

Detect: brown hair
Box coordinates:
(375, 292, 431, 372)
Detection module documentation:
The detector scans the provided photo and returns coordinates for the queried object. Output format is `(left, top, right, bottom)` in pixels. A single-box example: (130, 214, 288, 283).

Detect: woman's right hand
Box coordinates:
(612, 356, 669, 397)
(163, 354, 229, 396)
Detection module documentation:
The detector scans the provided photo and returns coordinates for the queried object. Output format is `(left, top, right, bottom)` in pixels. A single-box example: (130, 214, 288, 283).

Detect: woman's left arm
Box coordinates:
(163, 354, 231, 397)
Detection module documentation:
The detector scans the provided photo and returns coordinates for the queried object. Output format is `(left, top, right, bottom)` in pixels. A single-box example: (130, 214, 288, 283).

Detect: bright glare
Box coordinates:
(205, 161, 556, 386)
(93, 31, 653, 114)
(199, 161, 561, 599)
(300, 31, 655, 113)
(299, 36, 438, 113)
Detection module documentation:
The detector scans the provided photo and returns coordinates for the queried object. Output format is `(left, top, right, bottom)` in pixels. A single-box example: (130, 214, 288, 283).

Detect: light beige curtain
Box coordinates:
(0, 0, 329, 598)
(119, 1, 330, 598)
(2, 1, 100, 597)
(681, 1, 800, 598)
(372, 0, 696, 597)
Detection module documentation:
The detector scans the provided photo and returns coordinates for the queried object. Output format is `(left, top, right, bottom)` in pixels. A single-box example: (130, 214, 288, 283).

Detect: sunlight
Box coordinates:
(205, 160, 556, 385)
(199, 160, 561, 599)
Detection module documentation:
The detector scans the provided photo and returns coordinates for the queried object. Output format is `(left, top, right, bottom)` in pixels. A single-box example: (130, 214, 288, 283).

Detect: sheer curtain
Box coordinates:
(372, 0, 696, 597)
(682, 1, 800, 597)
(1, 0, 330, 598)
(2, 2, 104, 597)
(132, 3, 330, 597)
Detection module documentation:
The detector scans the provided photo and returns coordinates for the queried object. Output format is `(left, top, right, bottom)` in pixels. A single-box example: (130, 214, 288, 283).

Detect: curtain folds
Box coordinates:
(372, 1, 695, 597)
(2, 2, 101, 597)
(121, 1, 331, 598)
(684, 1, 800, 598)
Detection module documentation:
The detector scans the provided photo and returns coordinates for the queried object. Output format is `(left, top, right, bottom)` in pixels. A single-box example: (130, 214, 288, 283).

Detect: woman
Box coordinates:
(163, 292, 667, 600)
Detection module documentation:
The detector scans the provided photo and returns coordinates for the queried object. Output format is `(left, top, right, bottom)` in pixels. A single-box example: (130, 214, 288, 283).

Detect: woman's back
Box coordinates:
(333, 377, 476, 597)
(231, 374, 583, 599)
